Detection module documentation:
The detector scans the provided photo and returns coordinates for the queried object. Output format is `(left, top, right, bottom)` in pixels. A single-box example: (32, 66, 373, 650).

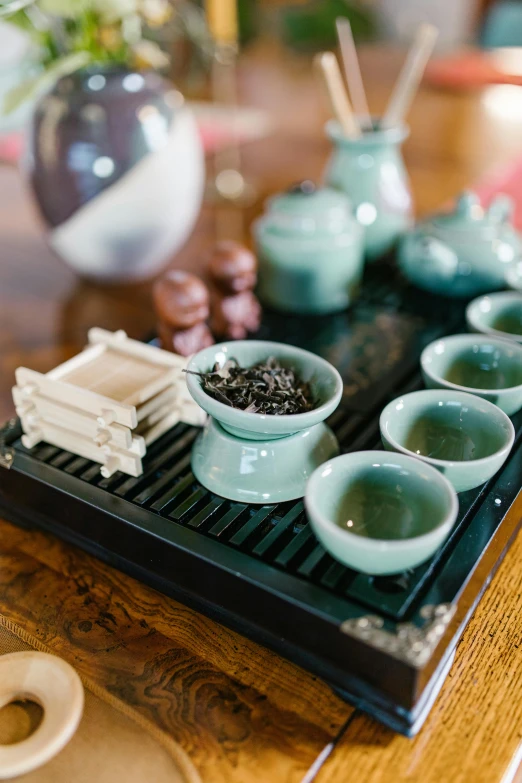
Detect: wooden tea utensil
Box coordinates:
(205, 0, 238, 45)
(13, 329, 206, 479)
(382, 23, 439, 128)
(0, 652, 84, 779)
(335, 17, 372, 131)
(0, 621, 201, 783)
(205, 0, 253, 241)
(315, 51, 361, 139)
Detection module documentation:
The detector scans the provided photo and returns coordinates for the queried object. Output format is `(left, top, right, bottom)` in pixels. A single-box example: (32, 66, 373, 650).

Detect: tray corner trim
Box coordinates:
(340, 602, 457, 667)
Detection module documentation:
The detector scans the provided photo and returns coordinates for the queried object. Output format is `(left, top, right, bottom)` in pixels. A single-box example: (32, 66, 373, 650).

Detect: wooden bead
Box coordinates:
(153, 270, 211, 329)
(208, 241, 262, 339)
(154, 270, 214, 356)
(207, 241, 258, 294)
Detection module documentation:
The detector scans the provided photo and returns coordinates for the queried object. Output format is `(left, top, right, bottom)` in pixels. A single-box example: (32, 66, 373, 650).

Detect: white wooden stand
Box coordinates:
(13, 329, 206, 478)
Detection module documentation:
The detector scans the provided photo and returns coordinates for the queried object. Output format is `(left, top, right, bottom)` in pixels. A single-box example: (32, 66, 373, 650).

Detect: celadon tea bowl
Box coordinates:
(466, 291, 522, 344)
(186, 341, 343, 503)
(305, 451, 458, 575)
(186, 341, 343, 440)
(380, 390, 515, 493)
(421, 334, 522, 415)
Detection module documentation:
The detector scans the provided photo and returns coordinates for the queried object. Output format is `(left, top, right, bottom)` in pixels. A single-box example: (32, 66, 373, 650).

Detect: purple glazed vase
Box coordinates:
(25, 67, 205, 283)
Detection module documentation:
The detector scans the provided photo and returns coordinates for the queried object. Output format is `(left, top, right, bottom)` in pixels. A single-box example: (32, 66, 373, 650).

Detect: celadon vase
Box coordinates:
(324, 120, 413, 261)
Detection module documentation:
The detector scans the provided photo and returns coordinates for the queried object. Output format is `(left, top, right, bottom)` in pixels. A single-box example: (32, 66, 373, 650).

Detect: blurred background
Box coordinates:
(2, 0, 522, 324)
(0, 0, 517, 138)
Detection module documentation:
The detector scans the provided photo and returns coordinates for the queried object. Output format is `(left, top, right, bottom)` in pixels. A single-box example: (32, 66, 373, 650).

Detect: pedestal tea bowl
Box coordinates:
(185, 341, 343, 503)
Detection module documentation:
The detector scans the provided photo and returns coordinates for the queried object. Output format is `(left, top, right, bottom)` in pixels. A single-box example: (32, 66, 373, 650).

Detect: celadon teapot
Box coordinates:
(398, 191, 522, 298)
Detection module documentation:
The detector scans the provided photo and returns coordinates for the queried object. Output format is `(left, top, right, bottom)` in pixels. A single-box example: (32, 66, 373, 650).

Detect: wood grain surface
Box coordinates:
(0, 519, 353, 782)
(0, 42, 521, 782)
(316, 496, 522, 783)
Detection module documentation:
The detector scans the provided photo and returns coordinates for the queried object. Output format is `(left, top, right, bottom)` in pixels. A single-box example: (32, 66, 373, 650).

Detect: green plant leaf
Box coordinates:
(2, 50, 91, 115)
(38, 0, 93, 18)
(91, 0, 139, 22)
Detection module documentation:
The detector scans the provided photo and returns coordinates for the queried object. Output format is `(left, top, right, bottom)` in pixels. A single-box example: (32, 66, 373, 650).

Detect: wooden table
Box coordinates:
(0, 43, 521, 783)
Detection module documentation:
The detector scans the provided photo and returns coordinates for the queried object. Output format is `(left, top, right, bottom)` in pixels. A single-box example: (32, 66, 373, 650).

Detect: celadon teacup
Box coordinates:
(305, 451, 458, 575)
(380, 389, 515, 493)
(466, 291, 522, 344)
(421, 334, 522, 415)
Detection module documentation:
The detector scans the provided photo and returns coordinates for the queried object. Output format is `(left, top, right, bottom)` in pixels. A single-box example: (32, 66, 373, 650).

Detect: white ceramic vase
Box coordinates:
(26, 67, 205, 283)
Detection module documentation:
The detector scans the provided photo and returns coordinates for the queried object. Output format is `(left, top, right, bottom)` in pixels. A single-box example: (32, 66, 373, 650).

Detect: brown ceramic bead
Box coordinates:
(208, 241, 262, 339)
(153, 270, 214, 356)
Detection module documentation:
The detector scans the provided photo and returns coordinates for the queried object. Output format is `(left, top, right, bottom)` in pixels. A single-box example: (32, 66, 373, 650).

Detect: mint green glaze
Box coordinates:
(421, 334, 522, 415)
(305, 451, 458, 575)
(399, 192, 522, 298)
(258, 187, 351, 228)
(192, 419, 339, 503)
(380, 390, 515, 493)
(186, 341, 343, 502)
(324, 120, 413, 261)
(466, 292, 522, 345)
(506, 259, 522, 291)
(253, 187, 364, 314)
(186, 341, 343, 440)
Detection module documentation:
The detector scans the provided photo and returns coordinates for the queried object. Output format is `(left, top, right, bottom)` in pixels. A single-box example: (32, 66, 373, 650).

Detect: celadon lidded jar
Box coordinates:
(253, 182, 364, 315)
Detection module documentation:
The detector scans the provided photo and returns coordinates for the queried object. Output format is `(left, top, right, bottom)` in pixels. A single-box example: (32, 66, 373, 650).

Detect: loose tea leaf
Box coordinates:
(186, 357, 316, 415)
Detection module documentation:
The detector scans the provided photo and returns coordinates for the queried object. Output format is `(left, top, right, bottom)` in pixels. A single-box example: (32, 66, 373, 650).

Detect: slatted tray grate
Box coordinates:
(18, 371, 521, 624)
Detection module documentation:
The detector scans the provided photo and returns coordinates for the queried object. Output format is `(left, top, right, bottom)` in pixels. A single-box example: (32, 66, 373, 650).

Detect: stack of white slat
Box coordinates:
(12, 328, 206, 478)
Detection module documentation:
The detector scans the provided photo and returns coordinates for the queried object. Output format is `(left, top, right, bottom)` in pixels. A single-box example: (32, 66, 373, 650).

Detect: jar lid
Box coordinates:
(259, 182, 356, 236)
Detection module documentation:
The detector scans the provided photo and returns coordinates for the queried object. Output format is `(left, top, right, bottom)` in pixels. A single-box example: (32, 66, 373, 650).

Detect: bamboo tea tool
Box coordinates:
(335, 17, 372, 131)
(382, 23, 439, 128)
(205, 0, 255, 241)
(13, 329, 206, 478)
(315, 51, 361, 139)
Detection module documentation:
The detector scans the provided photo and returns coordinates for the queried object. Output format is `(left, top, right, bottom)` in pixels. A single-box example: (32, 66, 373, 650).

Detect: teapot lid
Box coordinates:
(259, 182, 356, 236)
(431, 191, 514, 236)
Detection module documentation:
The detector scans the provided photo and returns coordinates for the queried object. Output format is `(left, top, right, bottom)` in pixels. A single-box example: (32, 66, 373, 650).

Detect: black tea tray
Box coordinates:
(1, 264, 520, 736)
